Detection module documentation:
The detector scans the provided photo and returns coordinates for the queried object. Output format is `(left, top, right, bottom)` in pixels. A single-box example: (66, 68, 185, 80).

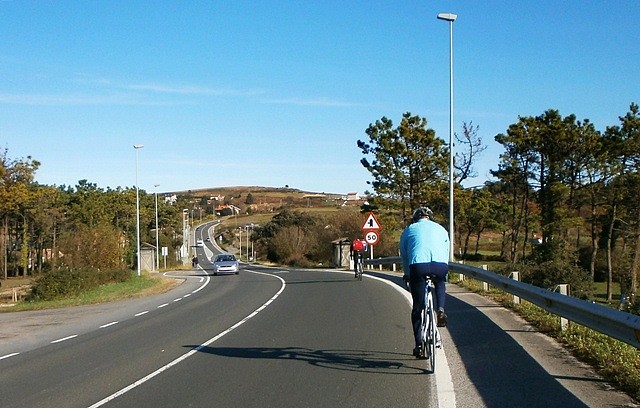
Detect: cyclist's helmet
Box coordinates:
(412, 206, 433, 221)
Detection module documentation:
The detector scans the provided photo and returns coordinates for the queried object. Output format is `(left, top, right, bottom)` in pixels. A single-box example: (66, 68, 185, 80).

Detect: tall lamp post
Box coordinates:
(437, 12, 457, 262)
(134, 144, 144, 276)
(154, 184, 160, 271)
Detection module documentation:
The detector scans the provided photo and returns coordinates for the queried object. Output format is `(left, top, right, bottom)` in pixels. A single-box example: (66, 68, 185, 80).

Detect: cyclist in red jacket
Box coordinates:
(350, 238, 368, 278)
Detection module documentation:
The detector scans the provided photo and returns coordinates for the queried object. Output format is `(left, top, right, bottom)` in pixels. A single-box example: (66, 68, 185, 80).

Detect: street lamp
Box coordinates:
(154, 184, 160, 271)
(134, 144, 144, 276)
(437, 12, 457, 262)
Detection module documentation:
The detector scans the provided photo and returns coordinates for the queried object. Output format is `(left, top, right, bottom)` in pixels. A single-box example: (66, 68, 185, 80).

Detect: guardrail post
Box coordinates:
(12, 288, 17, 302)
(508, 272, 520, 304)
(554, 284, 570, 331)
(480, 265, 489, 290)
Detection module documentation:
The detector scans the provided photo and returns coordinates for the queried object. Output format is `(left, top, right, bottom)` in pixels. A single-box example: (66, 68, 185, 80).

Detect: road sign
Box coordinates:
(361, 212, 382, 231)
(364, 231, 379, 245)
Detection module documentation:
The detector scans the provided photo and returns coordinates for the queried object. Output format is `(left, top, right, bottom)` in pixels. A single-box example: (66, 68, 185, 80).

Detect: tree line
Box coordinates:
(0, 149, 185, 281)
(3, 102, 639, 313)
(357, 104, 640, 310)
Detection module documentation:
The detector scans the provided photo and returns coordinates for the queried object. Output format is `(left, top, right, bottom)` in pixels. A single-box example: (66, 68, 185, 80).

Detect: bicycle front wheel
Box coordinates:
(426, 293, 437, 372)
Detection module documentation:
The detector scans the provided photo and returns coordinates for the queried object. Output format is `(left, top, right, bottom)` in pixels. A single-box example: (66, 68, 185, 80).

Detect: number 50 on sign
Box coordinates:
(365, 231, 379, 245)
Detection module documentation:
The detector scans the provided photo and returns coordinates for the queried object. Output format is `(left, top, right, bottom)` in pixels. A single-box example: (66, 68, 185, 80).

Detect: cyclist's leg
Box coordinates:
(409, 265, 427, 351)
(429, 263, 449, 326)
(352, 252, 357, 276)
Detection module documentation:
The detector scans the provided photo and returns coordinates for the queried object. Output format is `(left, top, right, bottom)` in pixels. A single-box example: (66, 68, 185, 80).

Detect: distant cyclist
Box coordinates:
(399, 207, 450, 357)
(350, 238, 368, 278)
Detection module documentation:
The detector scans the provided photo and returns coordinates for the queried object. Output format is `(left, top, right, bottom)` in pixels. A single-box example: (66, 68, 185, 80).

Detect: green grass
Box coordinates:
(1, 274, 174, 313)
(593, 281, 622, 305)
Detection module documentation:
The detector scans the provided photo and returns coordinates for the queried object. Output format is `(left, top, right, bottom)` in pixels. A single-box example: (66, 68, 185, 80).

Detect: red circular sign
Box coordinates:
(364, 231, 379, 245)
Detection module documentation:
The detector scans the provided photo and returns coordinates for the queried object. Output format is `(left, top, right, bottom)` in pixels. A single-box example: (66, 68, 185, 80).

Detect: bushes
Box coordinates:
(516, 259, 596, 300)
(29, 267, 133, 301)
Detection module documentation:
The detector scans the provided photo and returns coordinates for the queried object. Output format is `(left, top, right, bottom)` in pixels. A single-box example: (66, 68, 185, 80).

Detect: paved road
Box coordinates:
(0, 264, 636, 407)
(0, 266, 433, 407)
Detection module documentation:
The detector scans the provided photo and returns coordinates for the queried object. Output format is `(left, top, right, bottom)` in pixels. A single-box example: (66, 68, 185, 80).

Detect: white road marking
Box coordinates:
(51, 335, 78, 344)
(0, 271, 212, 361)
(367, 273, 456, 408)
(0, 352, 19, 360)
(88, 270, 286, 408)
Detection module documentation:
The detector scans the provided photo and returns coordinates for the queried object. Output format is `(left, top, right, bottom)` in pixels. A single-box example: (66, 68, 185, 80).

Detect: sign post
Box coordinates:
(361, 212, 382, 267)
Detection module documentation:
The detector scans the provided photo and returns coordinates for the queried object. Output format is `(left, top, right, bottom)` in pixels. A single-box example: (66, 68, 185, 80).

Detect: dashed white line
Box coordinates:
(0, 352, 19, 360)
(88, 270, 285, 408)
(51, 335, 78, 344)
(0, 272, 213, 361)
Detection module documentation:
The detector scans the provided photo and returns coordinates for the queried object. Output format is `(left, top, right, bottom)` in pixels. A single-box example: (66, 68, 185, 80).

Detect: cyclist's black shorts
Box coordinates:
(408, 262, 448, 283)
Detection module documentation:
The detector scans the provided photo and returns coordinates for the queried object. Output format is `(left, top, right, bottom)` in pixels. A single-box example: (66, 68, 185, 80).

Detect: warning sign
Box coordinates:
(361, 212, 381, 231)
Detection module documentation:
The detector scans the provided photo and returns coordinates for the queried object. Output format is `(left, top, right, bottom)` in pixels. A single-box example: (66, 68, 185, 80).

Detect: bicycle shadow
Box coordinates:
(184, 345, 432, 375)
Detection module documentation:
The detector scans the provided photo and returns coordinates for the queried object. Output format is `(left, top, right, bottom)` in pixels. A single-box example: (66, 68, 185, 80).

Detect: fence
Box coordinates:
(364, 256, 640, 349)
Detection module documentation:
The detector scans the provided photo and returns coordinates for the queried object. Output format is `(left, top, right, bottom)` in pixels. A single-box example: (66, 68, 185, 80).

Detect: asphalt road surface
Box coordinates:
(0, 263, 636, 407)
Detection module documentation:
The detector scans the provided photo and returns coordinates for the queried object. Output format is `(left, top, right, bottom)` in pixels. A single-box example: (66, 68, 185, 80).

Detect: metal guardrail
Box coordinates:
(364, 256, 640, 349)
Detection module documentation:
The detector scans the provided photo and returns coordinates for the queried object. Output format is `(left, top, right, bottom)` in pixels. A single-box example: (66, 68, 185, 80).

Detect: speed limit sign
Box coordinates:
(364, 231, 379, 246)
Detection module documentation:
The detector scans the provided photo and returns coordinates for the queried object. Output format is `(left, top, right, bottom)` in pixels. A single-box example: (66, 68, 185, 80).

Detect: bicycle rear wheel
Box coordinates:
(425, 293, 437, 372)
(357, 260, 363, 280)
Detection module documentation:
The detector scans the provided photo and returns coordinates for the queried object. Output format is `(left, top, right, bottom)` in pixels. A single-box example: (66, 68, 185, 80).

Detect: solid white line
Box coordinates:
(99, 322, 119, 328)
(88, 270, 286, 408)
(0, 352, 19, 360)
(191, 275, 209, 294)
(366, 273, 456, 408)
(51, 335, 78, 344)
(135, 311, 150, 317)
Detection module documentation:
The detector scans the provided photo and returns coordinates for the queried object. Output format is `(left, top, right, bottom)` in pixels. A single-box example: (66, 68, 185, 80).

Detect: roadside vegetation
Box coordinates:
(3, 272, 178, 312)
(1, 103, 640, 400)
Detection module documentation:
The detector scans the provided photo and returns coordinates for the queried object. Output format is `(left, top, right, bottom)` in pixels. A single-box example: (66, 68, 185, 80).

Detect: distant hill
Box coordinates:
(165, 186, 356, 214)
(168, 186, 344, 200)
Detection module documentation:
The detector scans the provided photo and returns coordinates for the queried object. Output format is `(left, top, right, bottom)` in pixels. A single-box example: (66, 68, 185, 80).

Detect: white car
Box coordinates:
(196, 239, 204, 247)
(211, 254, 239, 275)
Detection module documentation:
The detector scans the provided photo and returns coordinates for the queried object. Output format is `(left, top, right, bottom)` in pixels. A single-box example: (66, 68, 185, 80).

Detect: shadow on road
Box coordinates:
(185, 345, 433, 376)
(362, 271, 593, 408)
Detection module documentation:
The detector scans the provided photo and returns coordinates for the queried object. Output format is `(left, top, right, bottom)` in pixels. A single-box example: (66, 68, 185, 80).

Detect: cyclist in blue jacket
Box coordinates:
(399, 207, 450, 358)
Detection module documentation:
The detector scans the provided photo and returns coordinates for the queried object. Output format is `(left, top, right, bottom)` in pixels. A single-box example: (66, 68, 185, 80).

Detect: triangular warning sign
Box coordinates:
(361, 212, 381, 230)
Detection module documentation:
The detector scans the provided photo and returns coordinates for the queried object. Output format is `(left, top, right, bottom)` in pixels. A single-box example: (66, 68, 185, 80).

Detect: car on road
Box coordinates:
(196, 239, 204, 247)
(211, 253, 239, 275)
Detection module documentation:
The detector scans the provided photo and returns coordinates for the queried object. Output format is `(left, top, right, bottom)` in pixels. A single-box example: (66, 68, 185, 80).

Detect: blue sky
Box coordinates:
(1, 1, 638, 195)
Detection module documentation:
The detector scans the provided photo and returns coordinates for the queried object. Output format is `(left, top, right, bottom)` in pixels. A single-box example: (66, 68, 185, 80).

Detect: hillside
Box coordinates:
(167, 186, 364, 215)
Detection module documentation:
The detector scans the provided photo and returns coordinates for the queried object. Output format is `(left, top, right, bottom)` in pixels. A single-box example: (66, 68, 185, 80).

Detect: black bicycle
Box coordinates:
(354, 253, 363, 281)
(406, 275, 439, 372)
